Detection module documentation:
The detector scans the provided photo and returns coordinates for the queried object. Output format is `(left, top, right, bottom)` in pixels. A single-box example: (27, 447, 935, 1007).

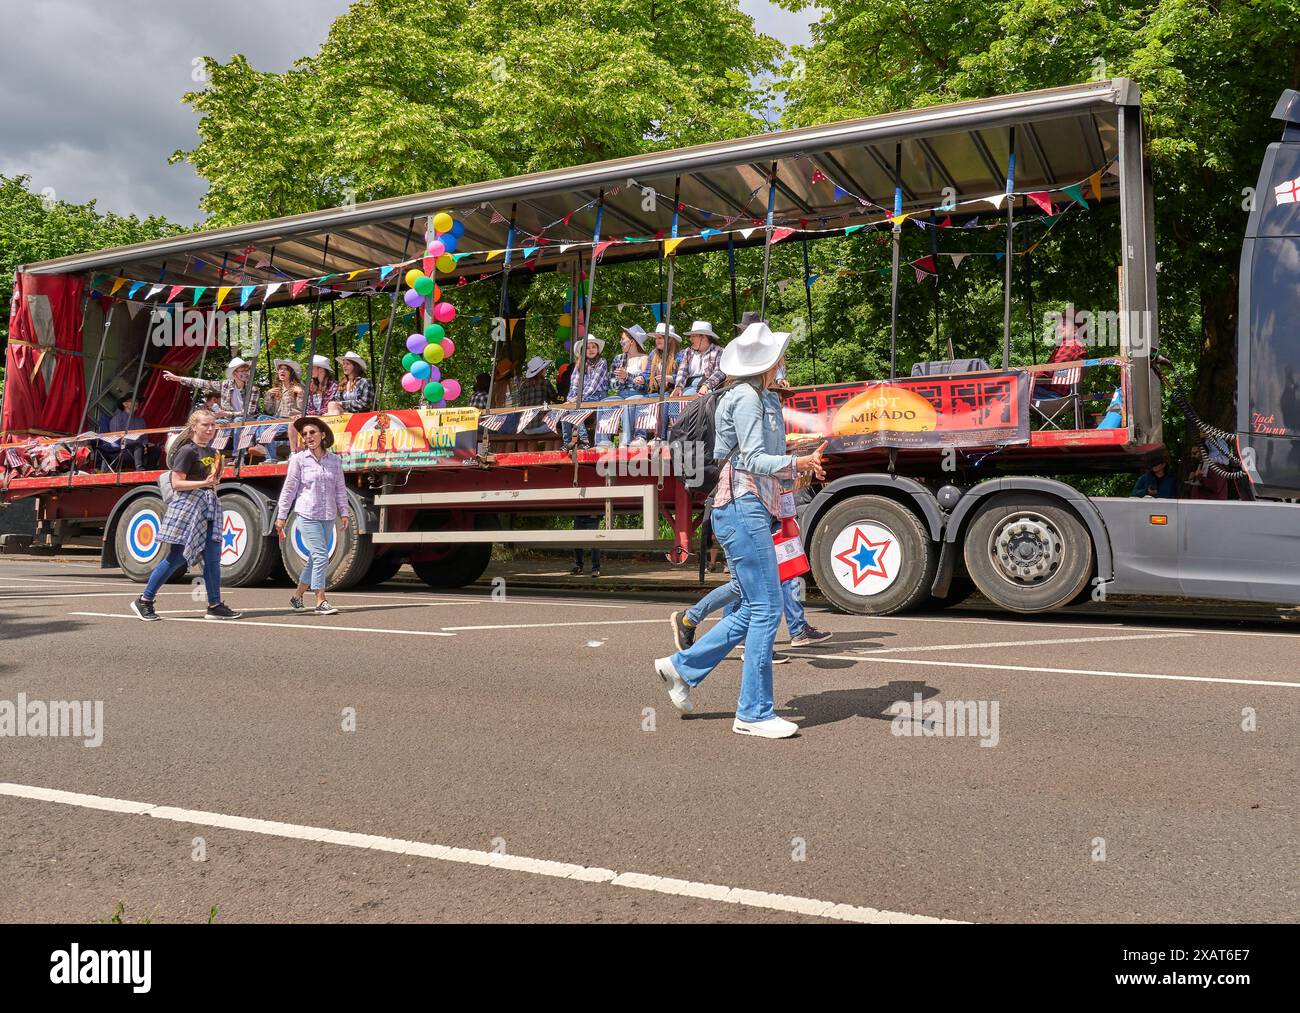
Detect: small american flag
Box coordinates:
(490, 208, 507, 224)
(479, 412, 508, 432)
(543, 410, 563, 433)
(635, 403, 659, 430)
(1052, 367, 1082, 386)
(517, 408, 541, 431)
(562, 409, 593, 425)
(596, 409, 622, 435)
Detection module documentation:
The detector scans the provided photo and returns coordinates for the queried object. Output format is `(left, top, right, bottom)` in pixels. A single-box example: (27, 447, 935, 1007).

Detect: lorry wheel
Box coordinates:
(215, 491, 276, 587)
(410, 544, 491, 589)
(358, 551, 405, 586)
(811, 495, 936, 615)
(278, 490, 374, 592)
(114, 494, 168, 583)
(962, 494, 1093, 613)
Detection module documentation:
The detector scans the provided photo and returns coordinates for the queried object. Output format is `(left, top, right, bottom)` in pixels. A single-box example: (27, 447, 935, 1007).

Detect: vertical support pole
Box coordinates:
(727, 233, 739, 330)
(68, 301, 117, 486)
(656, 178, 681, 440)
(888, 143, 903, 380)
(928, 211, 942, 361)
(758, 162, 777, 320)
(1002, 126, 1016, 369)
(485, 205, 517, 412)
(375, 218, 416, 408)
(801, 235, 816, 384)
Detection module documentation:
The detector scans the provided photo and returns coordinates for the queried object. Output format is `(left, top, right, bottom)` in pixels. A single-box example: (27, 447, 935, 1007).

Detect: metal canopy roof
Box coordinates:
(24, 79, 1136, 306)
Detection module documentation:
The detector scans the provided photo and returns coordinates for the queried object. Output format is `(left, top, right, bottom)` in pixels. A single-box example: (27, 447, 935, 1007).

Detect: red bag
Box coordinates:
(774, 492, 809, 583)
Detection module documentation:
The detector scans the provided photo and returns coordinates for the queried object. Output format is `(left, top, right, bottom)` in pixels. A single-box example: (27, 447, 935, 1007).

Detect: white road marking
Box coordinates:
(0, 577, 125, 589)
(802, 653, 1300, 689)
(67, 612, 455, 636)
(442, 619, 672, 631)
(0, 591, 214, 602)
(339, 590, 629, 609)
(0, 782, 962, 924)
(850, 632, 1191, 655)
(868, 612, 1300, 640)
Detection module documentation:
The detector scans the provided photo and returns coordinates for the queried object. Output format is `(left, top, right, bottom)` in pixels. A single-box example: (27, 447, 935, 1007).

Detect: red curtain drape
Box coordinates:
(1, 271, 87, 438)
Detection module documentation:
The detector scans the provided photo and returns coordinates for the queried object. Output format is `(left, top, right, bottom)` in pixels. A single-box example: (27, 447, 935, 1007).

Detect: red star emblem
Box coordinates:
(833, 528, 892, 588)
(221, 514, 246, 559)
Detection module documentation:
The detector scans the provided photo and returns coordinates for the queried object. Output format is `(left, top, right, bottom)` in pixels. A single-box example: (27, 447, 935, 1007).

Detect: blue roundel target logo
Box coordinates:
(289, 517, 339, 562)
(126, 509, 163, 564)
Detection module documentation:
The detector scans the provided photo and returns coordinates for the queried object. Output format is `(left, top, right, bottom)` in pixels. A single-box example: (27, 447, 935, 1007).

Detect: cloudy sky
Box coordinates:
(0, 0, 816, 227)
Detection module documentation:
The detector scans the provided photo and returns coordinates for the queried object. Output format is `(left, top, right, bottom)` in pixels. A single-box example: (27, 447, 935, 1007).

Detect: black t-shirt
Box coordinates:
(171, 441, 219, 482)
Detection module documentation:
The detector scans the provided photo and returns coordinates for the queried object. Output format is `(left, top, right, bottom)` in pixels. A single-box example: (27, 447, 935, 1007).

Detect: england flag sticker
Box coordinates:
(1274, 176, 1300, 204)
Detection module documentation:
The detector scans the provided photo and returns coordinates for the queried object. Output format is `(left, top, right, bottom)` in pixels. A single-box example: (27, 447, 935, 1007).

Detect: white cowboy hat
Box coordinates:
(272, 358, 303, 380)
(311, 354, 334, 374)
(652, 322, 681, 342)
(524, 355, 550, 379)
(685, 320, 719, 342)
(336, 350, 367, 374)
(620, 324, 648, 349)
(719, 321, 791, 379)
(576, 335, 606, 355)
(225, 356, 250, 378)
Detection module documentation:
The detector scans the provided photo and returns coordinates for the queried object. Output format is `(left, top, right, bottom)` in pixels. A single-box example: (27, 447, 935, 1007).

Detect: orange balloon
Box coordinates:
(433, 284, 441, 302)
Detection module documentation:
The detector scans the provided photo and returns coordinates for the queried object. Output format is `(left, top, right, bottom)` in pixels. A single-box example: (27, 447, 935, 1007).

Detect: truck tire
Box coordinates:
(277, 490, 374, 592)
(113, 494, 170, 583)
(410, 544, 491, 589)
(358, 551, 405, 586)
(216, 491, 276, 587)
(928, 573, 976, 609)
(811, 495, 936, 615)
(962, 493, 1093, 613)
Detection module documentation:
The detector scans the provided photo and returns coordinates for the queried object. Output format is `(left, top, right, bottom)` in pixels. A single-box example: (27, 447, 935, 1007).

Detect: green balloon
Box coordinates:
(555, 326, 571, 340)
(422, 380, 445, 403)
(424, 322, 445, 342)
(413, 275, 435, 297)
(402, 352, 419, 371)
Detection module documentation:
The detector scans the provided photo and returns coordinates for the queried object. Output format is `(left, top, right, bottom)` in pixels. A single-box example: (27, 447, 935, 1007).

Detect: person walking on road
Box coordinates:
(130, 409, 242, 622)
(276, 416, 350, 615)
(654, 322, 825, 738)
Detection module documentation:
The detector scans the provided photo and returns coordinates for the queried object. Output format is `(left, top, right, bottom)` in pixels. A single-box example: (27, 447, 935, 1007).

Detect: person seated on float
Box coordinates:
(673, 321, 726, 398)
(330, 351, 373, 414)
(599, 324, 650, 447)
(263, 359, 306, 458)
(1131, 452, 1177, 499)
(98, 395, 153, 471)
(305, 355, 338, 416)
(468, 372, 491, 410)
(513, 356, 560, 436)
(162, 357, 272, 461)
(635, 323, 683, 443)
(1034, 315, 1088, 399)
(562, 335, 610, 451)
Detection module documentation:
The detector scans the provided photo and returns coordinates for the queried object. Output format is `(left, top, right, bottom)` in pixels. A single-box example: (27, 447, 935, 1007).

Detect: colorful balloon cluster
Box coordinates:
(399, 213, 466, 406)
(556, 281, 587, 362)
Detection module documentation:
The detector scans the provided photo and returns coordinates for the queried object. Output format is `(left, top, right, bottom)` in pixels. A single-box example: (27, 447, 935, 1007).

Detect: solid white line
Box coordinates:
(442, 619, 672, 631)
(0, 782, 962, 924)
(337, 590, 628, 609)
(851, 632, 1191, 655)
(0, 591, 207, 602)
(867, 612, 1300, 640)
(804, 653, 1300, 689)
(67, 612, 456, 636)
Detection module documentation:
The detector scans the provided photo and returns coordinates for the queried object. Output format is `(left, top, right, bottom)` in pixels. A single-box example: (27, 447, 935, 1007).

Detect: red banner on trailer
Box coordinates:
(2, 272, 87, 438)
(782, 370, 1031, 452)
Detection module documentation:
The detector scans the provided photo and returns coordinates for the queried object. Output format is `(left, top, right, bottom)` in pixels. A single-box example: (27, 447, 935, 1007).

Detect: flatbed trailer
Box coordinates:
(5, 80, 1300, 615)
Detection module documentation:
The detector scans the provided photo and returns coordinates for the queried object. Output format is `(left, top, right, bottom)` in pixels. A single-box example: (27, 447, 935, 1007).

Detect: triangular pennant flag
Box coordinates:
(127, 281, 144, 299)
(347, 269, 364, 280)
(938, 216, 951, 228)
(1027, 192, 1053, 215)
(357, 323, 370, 337)
(806, 274, 819, 287)
(963, 216, 982, 229)
(293, 336, 304, 353)
(844, 224, 867, 235)
(215, 286, 233, 308)
(109, 277, 127, 296)
(776, 279, 790, 293)
(914, 267, 932, 284)
(508, 318, 520, 338)
(125, 301, 144, 319)
(1062, 182, 1089, 208)
(1089, 169, 1104, 200)
(651, 303, 662, 323)
(486, 249, 504, 262)
(833, 185, 847, 201)
(264, 282, 284, 301)
(593, 239, 616, 261)
(739, 227, 757, 240)
(166, 285, 186, 303)
(452, 253, 469, 262)
(146, 284, 164, 299)
(700, 228, 719, 240)
(90, 274, 110, 291)
(379, 265, 395, 280)
(522, 246, 539, 260)
(663, 237, 686, 256)
(770, 227, 795, 245)
(191, 287, 207, 305)
(947, 253, 968, 268)
(240, 285, 255, 306)
(290, 280, 309, 299)
(422, 256, 436, 275)
(994, 251, 1005, 261)
(889, 213, 912, 226)
(914, 255, 936, 273)
(559, 244, 574, 254)
(986, 193, 1008, 210)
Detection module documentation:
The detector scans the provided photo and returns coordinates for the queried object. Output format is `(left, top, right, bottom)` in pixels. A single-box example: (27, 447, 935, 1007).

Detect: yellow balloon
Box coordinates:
(405, 269, 423, 289)
(426, 343, 445, 364)
(433, 212, 454, 234)
(558, 313, 572, 327)
(436, 254, 456, 273)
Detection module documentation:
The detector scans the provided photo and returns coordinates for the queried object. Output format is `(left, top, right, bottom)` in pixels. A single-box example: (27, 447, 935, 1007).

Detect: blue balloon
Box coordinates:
(563, 301, 572, 312)
(440, 233, 458, 253)
(411, 360, 431, 380)
(450, 220, 465, 238)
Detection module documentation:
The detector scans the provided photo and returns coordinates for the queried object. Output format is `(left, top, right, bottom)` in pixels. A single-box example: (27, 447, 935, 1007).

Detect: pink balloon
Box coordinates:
(440, 338, 455, 358)
(442, 378, 462, 400)
(426, 239, 445, 259)
(433, 301, 456, 323)
(400, 372, 422, 393)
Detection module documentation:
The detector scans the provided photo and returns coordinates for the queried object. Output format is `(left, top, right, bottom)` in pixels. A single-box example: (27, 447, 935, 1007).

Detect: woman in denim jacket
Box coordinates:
(655, 322, 826, 738)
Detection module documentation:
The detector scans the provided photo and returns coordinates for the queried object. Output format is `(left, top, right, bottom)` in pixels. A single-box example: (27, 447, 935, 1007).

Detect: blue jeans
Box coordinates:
(685, 571, 809, 639)
(597, 386, 643, 446)
(296, 517, 333, 591)
(573, 513, 602, 570)
(561, 419, 591, 446)
(669, 494, 782, 723)
(143, 519, 221, 606)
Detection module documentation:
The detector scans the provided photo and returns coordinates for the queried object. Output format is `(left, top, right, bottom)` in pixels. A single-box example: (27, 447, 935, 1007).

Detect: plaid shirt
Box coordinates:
(176, 375, 262, 416)
(675, 342, 725, 392)
(158, 488, 221, 565)
(306, 379, 339, 415)
(571, 357, 609, 402)
(337, 377, 373, 413)
(468, 390, 489, 409)
(513, 370, 559, 408)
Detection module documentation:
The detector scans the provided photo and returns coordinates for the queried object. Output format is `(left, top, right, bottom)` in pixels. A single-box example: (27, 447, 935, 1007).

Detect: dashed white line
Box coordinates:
(441, 619, 674, 631)
(850, 632, 1191, 655)
(67, 612, 455, 636)
(0, 782, 962, 924)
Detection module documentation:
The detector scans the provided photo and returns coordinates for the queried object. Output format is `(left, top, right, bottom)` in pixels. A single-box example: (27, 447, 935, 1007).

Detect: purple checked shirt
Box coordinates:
(277, 449, 350, 521)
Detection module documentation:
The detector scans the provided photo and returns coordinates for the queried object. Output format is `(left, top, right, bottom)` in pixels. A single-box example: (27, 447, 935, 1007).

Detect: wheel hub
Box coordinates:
(991, 514, 1061, 585)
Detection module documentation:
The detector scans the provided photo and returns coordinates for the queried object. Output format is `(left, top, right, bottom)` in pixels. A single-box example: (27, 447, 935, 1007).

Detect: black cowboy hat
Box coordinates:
(292, 416, 335, 449)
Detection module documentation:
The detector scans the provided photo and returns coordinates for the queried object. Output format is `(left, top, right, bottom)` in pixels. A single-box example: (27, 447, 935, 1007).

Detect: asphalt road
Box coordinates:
(0, 557, 1296, 923)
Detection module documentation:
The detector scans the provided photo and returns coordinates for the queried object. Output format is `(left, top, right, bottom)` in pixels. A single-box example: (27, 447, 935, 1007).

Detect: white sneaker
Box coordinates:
(732, 715, 799, 739)
(654, 656, 694, 713)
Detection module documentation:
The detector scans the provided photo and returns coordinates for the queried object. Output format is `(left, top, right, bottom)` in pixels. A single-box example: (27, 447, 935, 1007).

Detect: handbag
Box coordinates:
(774, 491, 809, 583)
